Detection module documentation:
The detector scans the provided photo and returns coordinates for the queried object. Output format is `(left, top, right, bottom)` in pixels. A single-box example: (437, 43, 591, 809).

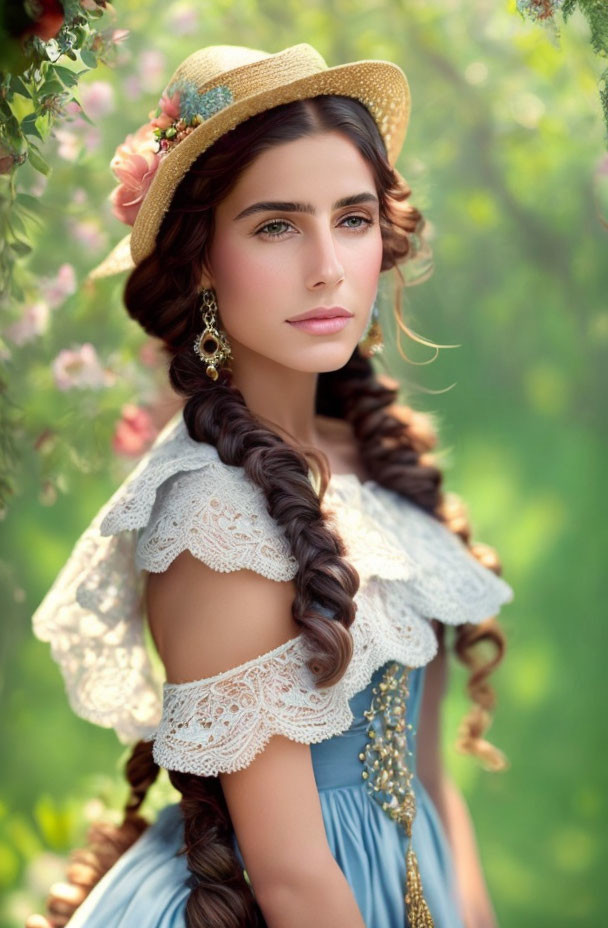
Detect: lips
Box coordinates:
(286, 306, 353, 323)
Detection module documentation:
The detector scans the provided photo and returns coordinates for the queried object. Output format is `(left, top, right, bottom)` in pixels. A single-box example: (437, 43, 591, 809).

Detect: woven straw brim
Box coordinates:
(87, 232, 134, 280)
(87, 56, 410, 281)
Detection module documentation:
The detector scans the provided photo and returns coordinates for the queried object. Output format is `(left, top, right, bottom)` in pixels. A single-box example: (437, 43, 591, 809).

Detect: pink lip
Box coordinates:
(286, 305, 353, 322)
(287, 316, 352, 335)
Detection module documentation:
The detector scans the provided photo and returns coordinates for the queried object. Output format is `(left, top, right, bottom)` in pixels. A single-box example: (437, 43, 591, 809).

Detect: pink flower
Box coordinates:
(64, 99, 82, 118)
(83, 126, 101, 152)
(112, 404, 159, 456)
(124, 75, 142, 101)
(149, 110, 173, 130)
(41, 263, 77, 309)
(4, 300, 50, 345)
(160, 89, 181, 119)
(52, 343, 115, 391)
(111, 29, 130, 45)
(109, 123, 160, 226)
(138, 49, 167, 83)
(66, 216, 107, 252)
(150, 90, 180, 129)
(166, 5, 199, 36)
(79, 80, 115, 120)
(54, 127, 80, 161)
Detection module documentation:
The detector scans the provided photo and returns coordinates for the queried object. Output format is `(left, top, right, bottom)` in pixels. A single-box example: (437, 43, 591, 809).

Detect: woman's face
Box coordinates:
(201, 130, 384, 375)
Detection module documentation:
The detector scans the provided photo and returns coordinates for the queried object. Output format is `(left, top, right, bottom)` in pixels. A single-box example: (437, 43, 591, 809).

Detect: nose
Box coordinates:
(305, 223, 345, 290)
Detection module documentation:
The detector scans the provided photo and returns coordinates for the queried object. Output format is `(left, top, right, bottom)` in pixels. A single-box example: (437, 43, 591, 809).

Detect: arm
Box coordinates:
(146, 552, 366, 928)
(416, 621, 498, 928)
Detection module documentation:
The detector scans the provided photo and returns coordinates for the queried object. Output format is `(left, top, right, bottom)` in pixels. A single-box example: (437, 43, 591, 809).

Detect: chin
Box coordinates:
(286, 342, 359, 374)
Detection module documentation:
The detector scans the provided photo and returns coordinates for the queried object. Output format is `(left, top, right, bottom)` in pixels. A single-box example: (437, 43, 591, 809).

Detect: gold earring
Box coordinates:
(359, 299, 384, 358)
(193, 288, 232, 380)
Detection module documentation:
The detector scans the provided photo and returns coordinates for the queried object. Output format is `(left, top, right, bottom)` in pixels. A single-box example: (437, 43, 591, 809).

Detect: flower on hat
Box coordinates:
(149, 89, 180, 130)
(109, 122, 161, 226)
(149, 80, 234, 155)
(108, 77, 234, 228)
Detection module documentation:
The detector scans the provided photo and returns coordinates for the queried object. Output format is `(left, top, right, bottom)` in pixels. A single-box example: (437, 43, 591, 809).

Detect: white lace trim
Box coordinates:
(152, 586, 440, 776)
(31, 410, 515, 751)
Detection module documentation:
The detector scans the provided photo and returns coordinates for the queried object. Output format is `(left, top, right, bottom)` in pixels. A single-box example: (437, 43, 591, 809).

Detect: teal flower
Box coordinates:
(165, 78, 234, 123)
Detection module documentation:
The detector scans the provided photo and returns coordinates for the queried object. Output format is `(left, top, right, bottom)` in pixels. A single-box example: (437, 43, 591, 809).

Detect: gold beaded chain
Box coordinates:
(358, 660, 435, 927)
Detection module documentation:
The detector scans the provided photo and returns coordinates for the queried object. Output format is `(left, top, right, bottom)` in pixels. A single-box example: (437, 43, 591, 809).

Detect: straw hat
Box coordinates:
(88, 42, 411, 280)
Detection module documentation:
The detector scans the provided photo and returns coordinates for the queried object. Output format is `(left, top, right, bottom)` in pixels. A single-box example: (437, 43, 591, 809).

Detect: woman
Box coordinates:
(28, 43, 514, 928)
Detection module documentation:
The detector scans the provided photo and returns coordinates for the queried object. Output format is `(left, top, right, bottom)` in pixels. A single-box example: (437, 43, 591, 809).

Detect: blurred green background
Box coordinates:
(1, 1, 606, 926)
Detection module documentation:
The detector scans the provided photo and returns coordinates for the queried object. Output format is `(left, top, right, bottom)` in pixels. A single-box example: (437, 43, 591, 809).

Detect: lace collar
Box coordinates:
(31, 409, 514, 746)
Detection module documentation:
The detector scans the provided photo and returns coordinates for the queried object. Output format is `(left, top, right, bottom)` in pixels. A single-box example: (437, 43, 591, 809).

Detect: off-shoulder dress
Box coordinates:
(33, 411, 514, 928)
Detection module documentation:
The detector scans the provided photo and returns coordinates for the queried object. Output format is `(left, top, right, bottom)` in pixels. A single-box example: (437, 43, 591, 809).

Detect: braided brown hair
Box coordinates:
(28, 94, 509, 928)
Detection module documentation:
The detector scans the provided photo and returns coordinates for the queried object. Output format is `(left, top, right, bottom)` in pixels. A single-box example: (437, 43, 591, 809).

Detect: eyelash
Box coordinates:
(255, 214, 374, 240)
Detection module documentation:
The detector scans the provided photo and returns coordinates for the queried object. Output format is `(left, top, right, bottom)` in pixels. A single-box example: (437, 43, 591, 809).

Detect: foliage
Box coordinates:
(516, 0, 608, 139)
(0, 0, 124, 509)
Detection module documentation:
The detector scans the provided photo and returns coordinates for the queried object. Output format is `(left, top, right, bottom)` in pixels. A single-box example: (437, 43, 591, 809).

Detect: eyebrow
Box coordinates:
(233, 192, 379, 221)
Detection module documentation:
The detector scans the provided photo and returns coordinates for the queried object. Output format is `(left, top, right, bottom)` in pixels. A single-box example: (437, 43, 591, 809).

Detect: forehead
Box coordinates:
(219, 131, 376, 211)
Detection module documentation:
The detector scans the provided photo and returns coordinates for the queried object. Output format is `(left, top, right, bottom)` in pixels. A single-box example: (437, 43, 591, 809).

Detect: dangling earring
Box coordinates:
(193, 288, 232, 380)
(359, 298, 384, 358)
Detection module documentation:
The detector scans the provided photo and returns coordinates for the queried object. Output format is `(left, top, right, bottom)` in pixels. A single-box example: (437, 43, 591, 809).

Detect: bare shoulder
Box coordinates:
(145, 551, 339, 902)
(144, 550, 300, 683)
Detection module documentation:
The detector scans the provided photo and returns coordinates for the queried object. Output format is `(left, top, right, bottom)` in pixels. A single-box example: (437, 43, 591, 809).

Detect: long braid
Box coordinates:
(319, 347, 510, 772)
(27, 740, 160, 928)
(167, 771, 266, 927)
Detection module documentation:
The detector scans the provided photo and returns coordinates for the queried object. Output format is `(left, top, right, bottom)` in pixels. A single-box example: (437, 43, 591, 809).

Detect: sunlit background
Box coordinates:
(1, 1, 606, 926)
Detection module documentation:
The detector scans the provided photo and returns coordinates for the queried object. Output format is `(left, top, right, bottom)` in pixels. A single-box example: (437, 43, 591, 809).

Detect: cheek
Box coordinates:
(354, 231, 384, 286)
(211, 235, 288, 300)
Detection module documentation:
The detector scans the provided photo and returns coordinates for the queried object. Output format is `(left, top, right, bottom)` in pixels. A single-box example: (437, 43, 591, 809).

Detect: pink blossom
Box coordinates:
(109, 123, 160, 226)
(111, 29, 130, 44)
(138, 49, 167, 83)
(79, 80, 115, 119)
(54, 128, 80, 161)
(66, 217, 107, 252)
(41, 263, 77, 309)
(159, 90, 180, 119)
(149, 110, 173, 130)
(52, 343, 115, 391)
(3, 300, 50, 345)
(166, 5, 199, 36)
(83, 126, 101, 152)
(72, 187, 87, 205)
(124, 74, 142, 101)
(149, 90, 180, 130)
(112, 404, 159, 456)
(63, 99, 82, 118)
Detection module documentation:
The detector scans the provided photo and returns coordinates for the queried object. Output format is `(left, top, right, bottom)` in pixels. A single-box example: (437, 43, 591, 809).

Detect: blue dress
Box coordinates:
(31, 413, 513, 928)
(63, 661, 463, 928)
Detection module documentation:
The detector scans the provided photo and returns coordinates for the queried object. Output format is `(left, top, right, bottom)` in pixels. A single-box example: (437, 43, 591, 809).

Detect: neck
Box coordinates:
(229, 349, 324, 449)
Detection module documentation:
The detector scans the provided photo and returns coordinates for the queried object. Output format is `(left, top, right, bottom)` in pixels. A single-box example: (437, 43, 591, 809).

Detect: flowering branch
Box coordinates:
(515, 0, 608, 144)
(0, 0, 124, 509)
